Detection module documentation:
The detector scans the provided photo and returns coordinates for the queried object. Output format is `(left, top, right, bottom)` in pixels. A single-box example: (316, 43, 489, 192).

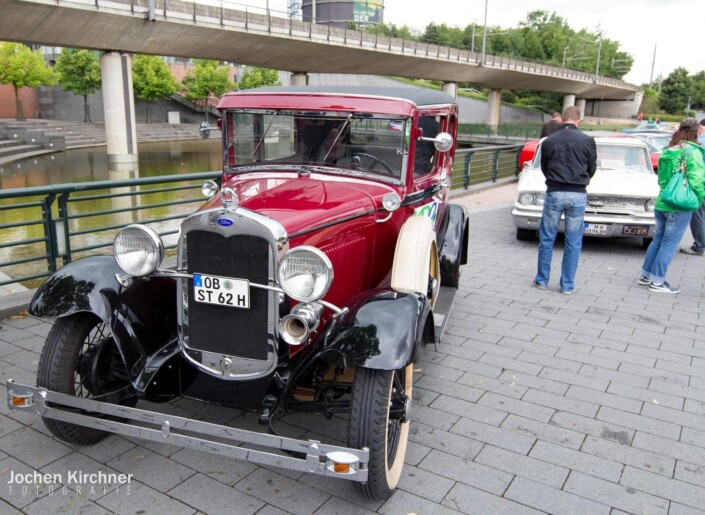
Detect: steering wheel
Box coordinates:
(351, 153, 395, 175)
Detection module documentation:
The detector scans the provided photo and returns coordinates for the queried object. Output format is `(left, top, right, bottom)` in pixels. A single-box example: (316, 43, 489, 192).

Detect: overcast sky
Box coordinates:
(240, 0, 701, 85)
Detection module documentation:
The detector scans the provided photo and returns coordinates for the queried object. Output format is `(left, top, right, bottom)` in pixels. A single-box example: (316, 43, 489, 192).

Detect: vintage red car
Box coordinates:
(6, 86, 468, 500)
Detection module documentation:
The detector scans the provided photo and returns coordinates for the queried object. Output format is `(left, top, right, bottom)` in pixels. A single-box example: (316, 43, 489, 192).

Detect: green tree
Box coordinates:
(54, 48, 101, 122)
(132, 55, 179, 123)
(639, 87, 659, 114)
(659, 67, 694, 115)
(237, 67, 280, 90)
(0, 42, 56, 121)
(691, 70, 705, 110)
(182, 60, 234, 122)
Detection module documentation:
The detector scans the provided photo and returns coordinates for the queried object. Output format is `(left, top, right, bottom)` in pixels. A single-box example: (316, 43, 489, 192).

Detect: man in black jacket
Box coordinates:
(533, 106, 597, 295)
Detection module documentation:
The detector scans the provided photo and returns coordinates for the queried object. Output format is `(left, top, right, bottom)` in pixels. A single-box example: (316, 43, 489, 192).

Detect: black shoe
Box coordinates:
(649, 281, 680, 294)
(532, 279, 547, 290)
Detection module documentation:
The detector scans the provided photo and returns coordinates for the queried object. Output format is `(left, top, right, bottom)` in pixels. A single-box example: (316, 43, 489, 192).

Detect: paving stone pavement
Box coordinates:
(2, 196, 705, 514)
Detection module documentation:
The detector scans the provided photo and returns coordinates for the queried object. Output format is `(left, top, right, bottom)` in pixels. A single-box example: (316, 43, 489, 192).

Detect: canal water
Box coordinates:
(0, 139, 222, 290)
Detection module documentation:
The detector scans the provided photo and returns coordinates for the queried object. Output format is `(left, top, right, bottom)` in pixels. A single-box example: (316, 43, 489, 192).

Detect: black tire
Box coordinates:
(348, 365, 412, 500)
(642, 237, 653, 249)
(36, 314, 133, 445)
(516, 228, 537, 241)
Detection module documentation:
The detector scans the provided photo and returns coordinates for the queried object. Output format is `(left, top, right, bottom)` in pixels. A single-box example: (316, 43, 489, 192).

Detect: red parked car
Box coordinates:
(7, 86, 468, 500)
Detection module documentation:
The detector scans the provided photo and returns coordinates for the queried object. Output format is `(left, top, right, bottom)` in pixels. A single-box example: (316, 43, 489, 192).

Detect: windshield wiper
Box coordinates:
(323, 113, 353, 162)
(251, 112, 277, 159)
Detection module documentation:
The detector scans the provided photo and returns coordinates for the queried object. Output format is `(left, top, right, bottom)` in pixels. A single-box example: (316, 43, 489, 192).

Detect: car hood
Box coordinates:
(518, 167, 658, 197)
(222, 172, 397, 236)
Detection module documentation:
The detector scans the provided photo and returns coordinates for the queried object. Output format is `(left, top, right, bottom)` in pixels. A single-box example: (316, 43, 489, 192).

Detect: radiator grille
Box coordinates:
(186, 231, 269, 360)
(586, 195, 650, 214)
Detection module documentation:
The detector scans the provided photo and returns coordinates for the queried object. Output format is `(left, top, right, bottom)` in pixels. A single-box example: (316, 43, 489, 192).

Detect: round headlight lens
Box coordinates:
(518, 192, 535, 206)
(201, 180, 218, 198)
(278, 246, 333, 302)
(645, 198, 655, 212)
(113, 224, 164, 277)
(536, 193, 545, 206)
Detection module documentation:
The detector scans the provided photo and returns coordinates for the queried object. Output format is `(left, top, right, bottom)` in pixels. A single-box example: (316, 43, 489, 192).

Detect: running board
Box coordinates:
(4, 379, 368, 482)
(432, 286, 458, 346)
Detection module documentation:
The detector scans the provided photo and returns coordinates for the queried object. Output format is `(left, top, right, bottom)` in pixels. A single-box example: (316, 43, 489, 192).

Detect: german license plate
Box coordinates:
(622, 225, 649, 236)
(583, 223, 607, 235)
(193, 273, 250, 309)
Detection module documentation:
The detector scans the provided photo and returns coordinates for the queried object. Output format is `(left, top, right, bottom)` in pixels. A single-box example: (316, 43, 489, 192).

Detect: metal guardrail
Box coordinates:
(0, 146, 523, 289)
(0, 171, 220, 288)
(459, 124, 542, 140)
(453, 145, 523, 190)
(39, 0, 636, 91)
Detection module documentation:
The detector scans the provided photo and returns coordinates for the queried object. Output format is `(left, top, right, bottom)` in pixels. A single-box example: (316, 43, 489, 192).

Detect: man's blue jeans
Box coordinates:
(641, 210, 692, 284)
(535, 191, 587, 292)
(688, 201, 705, 252)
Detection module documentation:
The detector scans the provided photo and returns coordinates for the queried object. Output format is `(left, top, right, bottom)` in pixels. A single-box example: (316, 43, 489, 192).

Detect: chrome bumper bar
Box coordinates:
(4, 379, 369, 482)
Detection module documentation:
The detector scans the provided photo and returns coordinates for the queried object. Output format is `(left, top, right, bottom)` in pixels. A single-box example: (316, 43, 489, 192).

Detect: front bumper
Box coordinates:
(511, 207, 655, 238)
(4, 379, 369, 482)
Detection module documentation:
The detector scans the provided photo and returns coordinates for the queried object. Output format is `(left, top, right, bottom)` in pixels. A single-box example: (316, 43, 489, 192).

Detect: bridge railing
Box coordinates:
(46, 0, 635, 90)
(0, 145, 522, 290)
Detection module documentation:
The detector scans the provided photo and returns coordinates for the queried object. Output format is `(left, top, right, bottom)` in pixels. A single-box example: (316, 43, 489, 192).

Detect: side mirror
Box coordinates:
(433, 132, 454, 153)
(417, 132, 454, 153)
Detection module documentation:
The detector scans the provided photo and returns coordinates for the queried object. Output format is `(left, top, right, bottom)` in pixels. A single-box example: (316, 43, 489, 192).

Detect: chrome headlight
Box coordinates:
(518, 192, 535, 205)
(536, 193, 545, 206)
(113, 224, 164, 277)
(278, 246, 333, 302)
(645, 198, 655, 212)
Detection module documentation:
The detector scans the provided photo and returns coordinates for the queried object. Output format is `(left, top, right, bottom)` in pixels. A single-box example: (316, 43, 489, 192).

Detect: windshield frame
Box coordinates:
(222, 108, 410, 186)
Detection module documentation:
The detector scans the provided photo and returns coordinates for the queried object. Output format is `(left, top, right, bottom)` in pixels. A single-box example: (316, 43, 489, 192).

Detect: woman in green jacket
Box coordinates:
(639, 119, 705, 293)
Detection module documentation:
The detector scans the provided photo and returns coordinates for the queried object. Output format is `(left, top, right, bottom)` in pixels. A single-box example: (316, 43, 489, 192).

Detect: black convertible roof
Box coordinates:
(231, 86, 457, 107)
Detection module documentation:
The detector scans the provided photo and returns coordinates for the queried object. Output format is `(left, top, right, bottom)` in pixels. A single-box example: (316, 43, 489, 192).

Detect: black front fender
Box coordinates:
(29, 256, 178, 382)
(324, 289, 430, 370)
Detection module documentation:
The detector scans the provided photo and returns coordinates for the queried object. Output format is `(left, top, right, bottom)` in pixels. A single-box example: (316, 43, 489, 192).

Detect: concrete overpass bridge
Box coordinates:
(0, 0, 642, 162)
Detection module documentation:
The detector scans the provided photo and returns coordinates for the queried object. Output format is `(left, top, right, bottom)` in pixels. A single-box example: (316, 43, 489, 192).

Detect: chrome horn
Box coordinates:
(278, 303, 322, 345)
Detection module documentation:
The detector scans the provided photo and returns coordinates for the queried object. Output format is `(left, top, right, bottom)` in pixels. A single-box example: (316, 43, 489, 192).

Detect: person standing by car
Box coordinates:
(640, 119, 705, 293)
(540, 112, 562, 138)
(680, 119, 705, 255)
(533, 106, 596, 295)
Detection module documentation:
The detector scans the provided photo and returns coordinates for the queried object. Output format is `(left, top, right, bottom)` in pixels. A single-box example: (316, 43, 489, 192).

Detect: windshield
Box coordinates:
(533, 142, 653, 173)
(641, 135, 670, 153)
(223, 110, 408, 181)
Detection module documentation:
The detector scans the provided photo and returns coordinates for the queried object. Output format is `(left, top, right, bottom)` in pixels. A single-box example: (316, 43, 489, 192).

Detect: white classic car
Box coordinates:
(512, 136, 659, 248)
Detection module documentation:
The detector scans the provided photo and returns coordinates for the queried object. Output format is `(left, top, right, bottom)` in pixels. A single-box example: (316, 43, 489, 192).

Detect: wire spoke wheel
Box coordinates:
(348, 364, 413, 500)
(37, 313, 135, 445)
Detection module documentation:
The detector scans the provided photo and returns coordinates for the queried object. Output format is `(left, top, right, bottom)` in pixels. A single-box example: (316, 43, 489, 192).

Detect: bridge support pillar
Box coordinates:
(575, 98, 586, 117)
(290, 72, 309, 86)
(101, 52, 137, 164)
(487, 89, 501, 130)
(562, 94, 576, 111)
(441, 82, 457, 98)
(632, 91, 644, 117)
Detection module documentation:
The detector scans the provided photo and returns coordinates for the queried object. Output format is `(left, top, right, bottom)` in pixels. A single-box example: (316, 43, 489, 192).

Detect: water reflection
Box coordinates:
(0, 139, 222, 289)
(0, 139, 222, 188)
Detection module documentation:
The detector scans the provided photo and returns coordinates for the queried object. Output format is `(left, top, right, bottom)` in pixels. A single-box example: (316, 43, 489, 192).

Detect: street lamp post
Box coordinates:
(594, 33, 602, 82)
(480, 0, 488, 66)
(471, 22, 476, 53)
